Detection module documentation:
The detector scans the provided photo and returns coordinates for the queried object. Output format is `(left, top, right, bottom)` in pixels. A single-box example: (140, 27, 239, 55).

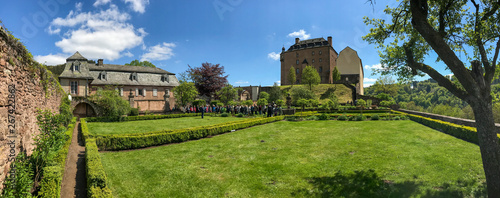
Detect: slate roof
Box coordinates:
(287, 38, 331, 51)
(59, 52, 179, 87)
(89, 64, 174, 74)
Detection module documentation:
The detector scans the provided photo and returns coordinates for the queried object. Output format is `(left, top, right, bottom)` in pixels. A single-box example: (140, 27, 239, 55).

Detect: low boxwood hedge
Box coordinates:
(94, 116, 284, 151)
(38, 117, 77, 198)
(86, 138, 113, 198)
(85, 113, 214, 122)
(397, 111, 500, 144)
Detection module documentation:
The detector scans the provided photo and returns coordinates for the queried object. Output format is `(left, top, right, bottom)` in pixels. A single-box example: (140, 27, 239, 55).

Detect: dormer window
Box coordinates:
(161, 74, 169, 83)
(72, 61, 81, 72)
(99, 71, 107, 81)
(130, 72, 138, 81)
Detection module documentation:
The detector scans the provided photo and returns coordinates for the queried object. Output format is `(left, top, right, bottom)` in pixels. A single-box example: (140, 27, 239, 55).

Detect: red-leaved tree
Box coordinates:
(188, 62, 228, 98)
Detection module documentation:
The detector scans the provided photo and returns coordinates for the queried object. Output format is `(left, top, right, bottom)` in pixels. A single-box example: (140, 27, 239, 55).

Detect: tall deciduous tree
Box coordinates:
(217, 84, 238, 105)
(125, 60, 156, 68)
(188, 62, 228, 97)
(364, 0, 500, 195)
(173, 82, 198, 107)
(269, 82, 283, 103)
(332, 66, 341, 82)
(301, 65, 321, 90)
(288, 66, 296, 86)
(373, 76, 399, 97)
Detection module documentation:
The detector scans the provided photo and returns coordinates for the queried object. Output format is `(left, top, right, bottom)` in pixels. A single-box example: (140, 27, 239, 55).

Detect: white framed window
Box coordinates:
(153, 89, 158, 97)
(70, 81, 78, 94)
(135, 88, 139, 96)
(142, 88, 146, 96)
(120, 88, 124, 96)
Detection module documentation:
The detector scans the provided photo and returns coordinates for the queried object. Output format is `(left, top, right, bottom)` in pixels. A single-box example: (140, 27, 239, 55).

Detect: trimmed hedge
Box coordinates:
(398, 111, 500, 144)
(81, 118, 92, 141)
(38, 117, 77, 198)
(85, 138, 113, 198)
(85, 113, 213, 122)
(94, 116, 284, 151)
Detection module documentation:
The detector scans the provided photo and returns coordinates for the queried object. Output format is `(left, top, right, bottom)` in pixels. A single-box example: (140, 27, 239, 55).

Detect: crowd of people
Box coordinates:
(179, 102, 283, 117)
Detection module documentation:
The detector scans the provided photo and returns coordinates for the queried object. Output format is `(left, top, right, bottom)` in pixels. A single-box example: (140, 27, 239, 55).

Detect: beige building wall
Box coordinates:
(61, 78, 90, 97)
(336, 47, 364, 95)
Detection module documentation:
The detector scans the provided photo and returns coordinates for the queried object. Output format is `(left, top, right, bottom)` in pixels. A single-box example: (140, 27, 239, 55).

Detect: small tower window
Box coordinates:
(312, 51, 315, 55)
(319, 50, 322, 55)
(319, 66, 323, 73)
(296, 53, 299, 58)
(72, 61, 81, 71)
(319, 58, 322, 62)
(296, 60, 299, 65)
(312, 59, 315, 63)
(296, 68, 299, 74)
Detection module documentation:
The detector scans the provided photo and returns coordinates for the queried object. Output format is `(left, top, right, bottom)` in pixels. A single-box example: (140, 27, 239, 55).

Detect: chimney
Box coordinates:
(98, 59, 103, 66)
(295, 38, 300, 44)
(328, 36, 332, 46)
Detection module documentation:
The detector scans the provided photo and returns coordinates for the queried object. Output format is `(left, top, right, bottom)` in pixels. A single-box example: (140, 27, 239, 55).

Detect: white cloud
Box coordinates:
(364, 83, 374, 88)
(267, 52, 280, 61)
(235, 80, 249, 84)
(140, 42, 176, 61)
(46, 5, 146, 61)
(34, 54, 68, 65)
(75, 2, 83, 11)
(275, 80, 281, 86)
(364, 78, 377, 83)
(123, 51, 133, 57)
(123, 0, 149, 13)
(364, 63, 383, 70)
(287, 29, 310, 40)
(94, 0, 111, 7)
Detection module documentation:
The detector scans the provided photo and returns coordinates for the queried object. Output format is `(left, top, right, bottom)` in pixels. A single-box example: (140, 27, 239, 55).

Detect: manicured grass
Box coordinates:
(100, 120, 486, 197)
(87, 116, 247, 135)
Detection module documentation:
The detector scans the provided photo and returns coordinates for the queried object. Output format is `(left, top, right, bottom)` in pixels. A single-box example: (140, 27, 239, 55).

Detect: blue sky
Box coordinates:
(1, 0, 451, 87)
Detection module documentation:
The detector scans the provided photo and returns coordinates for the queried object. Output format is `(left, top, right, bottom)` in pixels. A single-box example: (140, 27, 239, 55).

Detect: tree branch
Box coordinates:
(409, 0, 477, 95)
(404, 43, 470, 102)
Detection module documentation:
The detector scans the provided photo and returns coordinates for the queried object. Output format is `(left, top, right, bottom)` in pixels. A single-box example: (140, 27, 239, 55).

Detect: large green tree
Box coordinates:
(364, 0, 500, 195)
(372, 76, 399, 97)
(288, 66, 296, 86)
(269, 82, 283, 103)
(217, 84, 238, 105)
(89, 88, 130, 117)
(173, 82, 198, 107)
(125, 60, 156, 67)
(301, 65, 321, 90)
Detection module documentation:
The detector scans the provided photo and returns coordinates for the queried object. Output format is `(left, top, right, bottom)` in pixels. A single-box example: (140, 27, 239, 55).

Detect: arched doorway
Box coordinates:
(73, 102, 96, 118)
(240, 90, 250, 101)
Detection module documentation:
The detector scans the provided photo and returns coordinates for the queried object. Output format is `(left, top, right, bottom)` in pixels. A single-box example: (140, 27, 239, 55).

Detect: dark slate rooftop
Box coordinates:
(89, 64, 174, 74)
(66, 51, 87, 61)
(287, 37, 331, 51)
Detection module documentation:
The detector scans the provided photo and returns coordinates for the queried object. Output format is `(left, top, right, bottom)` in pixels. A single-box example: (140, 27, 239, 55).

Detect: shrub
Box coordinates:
(221, 113, 229, 117)
(356, 115, 367, 121)
(394, 116, 401, 120)
(86, 113, 212, 122)
(89, 88, 130, 117)
(337, 115, 348, 121)
(371, 114, 380, 120)
(129, 108, 139, 116)
(94, 116, 284, 151)
(348, 115, 356, 121)
(318, 113, 329, 120)
(237, 113, 244, 117)
(86, 139, 113, 198)
(306, 115, 319, 120)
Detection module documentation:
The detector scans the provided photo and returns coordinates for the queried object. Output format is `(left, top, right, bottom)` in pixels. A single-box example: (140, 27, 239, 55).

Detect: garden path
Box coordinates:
(60, 121, 87, 198)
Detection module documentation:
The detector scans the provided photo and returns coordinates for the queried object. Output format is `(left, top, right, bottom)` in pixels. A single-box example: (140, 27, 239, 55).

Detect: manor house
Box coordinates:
(58, 52, 179, 117)
(280, 36, 364, 95)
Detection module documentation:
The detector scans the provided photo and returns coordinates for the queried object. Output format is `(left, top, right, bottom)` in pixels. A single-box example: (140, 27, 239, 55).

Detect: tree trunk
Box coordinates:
(472, 98, 500, 196)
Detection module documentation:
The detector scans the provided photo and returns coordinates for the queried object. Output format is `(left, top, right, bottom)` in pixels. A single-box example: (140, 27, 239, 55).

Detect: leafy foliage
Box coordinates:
(89, 88, 130, 117)
(332, 66, 341, 82)
(288, 66, 296, 85)
(173, 81, 199, 107)
(125, 60, 156, 68)
(217, 84, 238, 105)
(257, 98, 268, 107)
(268, 82, 283, 102)
(291, 86, 315, 105)
(259, 91, 270, 101)
(301, 65, 320, 90)
(188, 62, 228, 97)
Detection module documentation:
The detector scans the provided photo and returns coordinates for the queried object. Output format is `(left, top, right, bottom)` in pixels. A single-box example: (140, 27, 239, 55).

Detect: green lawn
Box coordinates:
(100, 120, 486, 197)
(87, 116, 247, 135)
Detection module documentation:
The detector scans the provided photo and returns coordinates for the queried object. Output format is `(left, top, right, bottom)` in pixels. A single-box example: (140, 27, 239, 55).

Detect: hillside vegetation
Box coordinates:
(280, 84, 353, 104)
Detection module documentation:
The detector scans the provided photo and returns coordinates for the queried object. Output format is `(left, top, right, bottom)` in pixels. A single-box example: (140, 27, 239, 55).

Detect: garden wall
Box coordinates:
(0, 26, 63, 189)
(398, 109, 500, 132)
